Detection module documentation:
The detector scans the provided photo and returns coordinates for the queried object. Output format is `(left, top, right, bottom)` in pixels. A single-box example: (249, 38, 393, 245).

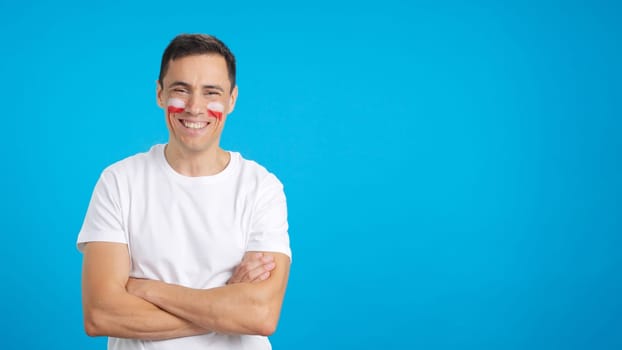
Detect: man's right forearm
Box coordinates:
(84, 289, 209, 341)
(81, 242, 209, 341)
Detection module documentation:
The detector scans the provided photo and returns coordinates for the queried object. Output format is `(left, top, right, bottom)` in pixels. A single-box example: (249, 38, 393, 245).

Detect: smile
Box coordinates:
(180, 119, 210, 129)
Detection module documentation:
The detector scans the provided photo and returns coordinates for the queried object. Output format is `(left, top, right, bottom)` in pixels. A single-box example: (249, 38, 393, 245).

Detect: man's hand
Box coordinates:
(227, 252, 276, 284)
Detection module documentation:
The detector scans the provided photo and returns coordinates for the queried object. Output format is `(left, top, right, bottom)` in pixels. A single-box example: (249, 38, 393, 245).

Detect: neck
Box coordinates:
(164, 144, 230, 177)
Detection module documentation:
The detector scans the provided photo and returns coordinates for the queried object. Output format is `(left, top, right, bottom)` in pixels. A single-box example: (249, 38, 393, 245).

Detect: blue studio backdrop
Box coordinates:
(1, 0, 620, 349)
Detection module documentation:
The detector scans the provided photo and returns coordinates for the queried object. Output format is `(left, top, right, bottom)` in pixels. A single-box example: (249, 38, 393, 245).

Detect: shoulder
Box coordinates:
(233, 152, 284, 190)
(100, 144, 163, 178)
(94, 145, 164, 192)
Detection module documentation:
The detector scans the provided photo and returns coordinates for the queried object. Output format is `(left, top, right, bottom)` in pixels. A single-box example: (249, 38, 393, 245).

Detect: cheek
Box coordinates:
(208, 109, 223, 120)
(207, 102, 225, 120)
(165, 112, 176, 130)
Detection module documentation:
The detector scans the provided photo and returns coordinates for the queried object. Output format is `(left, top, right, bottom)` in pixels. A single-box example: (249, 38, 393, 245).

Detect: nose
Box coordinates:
(186, 93, 204, 116)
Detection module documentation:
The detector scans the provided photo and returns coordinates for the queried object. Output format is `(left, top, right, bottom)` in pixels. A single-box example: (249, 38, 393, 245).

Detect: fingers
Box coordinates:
(258, 271, 270, 281)
(247, 261, 275, 281)
(227, 252, 277, 284)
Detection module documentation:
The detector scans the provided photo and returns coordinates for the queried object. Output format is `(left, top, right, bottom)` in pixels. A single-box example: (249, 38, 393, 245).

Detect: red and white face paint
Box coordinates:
(167, 98, 224, 121)
(207, 102, 224, 120)
(167, 98, 186, 114)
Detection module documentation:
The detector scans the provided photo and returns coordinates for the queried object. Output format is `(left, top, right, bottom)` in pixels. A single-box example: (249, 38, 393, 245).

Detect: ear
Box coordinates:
(227, 85, 239, 115)
(156, 80, 164, 108)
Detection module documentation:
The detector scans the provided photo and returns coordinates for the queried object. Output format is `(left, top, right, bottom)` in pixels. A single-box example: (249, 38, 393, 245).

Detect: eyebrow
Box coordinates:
(169, 81, 225, 92)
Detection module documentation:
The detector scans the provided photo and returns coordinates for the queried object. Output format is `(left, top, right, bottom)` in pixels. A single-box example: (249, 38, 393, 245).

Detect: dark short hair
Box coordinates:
(158, 34, 236, 92)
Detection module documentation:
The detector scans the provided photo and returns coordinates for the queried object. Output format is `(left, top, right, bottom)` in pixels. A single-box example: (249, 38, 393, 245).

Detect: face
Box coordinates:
(157, 54, 238, 154)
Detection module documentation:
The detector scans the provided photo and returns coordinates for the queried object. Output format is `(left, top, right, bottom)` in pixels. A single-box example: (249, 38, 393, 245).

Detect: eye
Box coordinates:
(205, 91, 221, 96)
(173, 88, 189, 94)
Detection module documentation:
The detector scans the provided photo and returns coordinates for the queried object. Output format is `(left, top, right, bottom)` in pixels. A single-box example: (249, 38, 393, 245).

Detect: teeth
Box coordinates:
(182, 120, 208, 129)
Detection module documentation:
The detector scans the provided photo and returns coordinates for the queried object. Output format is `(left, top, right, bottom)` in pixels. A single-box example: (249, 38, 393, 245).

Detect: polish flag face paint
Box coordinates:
(167, 98, 186, 114)
(207, 102, 224, 120)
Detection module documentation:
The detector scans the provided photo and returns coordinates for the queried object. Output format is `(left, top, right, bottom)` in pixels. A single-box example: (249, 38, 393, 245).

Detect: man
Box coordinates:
(77, 34, 292, 350)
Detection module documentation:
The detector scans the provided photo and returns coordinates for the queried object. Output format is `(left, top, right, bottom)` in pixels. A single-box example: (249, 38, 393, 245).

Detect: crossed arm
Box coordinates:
(81, 242, 290, 340)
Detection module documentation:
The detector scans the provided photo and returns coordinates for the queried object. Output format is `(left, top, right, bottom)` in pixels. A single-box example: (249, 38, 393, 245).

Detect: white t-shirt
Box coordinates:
(77, 144, 291, 350)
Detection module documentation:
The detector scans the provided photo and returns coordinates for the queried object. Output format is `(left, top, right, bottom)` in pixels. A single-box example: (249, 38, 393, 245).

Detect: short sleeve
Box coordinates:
(77, 170, 128, 253)
(246, 173, 292, 260)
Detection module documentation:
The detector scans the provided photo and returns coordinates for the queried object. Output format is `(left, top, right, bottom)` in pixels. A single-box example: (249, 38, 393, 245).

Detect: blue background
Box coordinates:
(1, 0, 620, 348)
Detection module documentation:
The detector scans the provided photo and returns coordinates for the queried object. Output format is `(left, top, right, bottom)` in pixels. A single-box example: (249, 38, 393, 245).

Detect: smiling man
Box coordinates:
(77, 34, 291, 350)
